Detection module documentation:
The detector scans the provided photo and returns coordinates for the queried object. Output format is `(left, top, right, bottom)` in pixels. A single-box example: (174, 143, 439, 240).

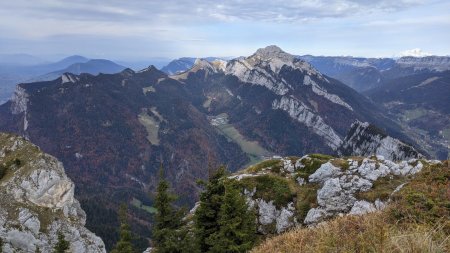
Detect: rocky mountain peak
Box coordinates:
(254, 45, 293, 61)
(120, 68, 135, 77)
(0, 133, 105, 252)
(137, 65, 160, 73)
(193, 58, 214, 69)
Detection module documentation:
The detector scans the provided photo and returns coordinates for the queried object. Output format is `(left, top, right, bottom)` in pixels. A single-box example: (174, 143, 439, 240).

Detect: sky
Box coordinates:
(0, 0, 449, 60)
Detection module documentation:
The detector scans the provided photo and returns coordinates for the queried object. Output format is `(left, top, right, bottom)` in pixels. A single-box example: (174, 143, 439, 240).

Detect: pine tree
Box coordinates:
(0, 237, 3, 253)
(152, 165, 194, 253)
(111, 204, 136, 253)
(53, 232, 69, 253)
(208, 185, 257, 253)
(194, 166, 227, 252)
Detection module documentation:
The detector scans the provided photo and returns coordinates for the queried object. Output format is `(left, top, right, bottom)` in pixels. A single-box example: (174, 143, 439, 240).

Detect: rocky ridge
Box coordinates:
(0, 133, 105, 253)
(339, 121, 423, 161)
(224, 153, 436, 235)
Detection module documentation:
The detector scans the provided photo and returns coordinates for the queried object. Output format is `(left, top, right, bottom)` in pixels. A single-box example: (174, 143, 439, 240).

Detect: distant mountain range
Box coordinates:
(0, 45, 433, 249)
(159, 54, 450, 93)
(298, 55, 450, 91)
(0, 55, 124, 103)
(32, 59, 126, 82)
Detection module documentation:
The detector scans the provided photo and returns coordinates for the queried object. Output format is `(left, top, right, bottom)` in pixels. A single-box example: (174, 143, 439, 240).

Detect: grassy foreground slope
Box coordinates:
(251, 160, 450, 253)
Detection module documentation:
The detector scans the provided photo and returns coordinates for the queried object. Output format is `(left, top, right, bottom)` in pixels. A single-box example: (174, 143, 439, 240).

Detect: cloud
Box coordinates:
(398, 48, 432, 57)
(0, 0, 448, 59)
(0, 0, 430, 24)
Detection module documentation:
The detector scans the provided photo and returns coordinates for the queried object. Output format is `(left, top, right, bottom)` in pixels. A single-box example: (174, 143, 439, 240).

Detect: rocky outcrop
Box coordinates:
(226, 154, 432, 235)
(304, 156, 423, 224)
(339, 121, 423, 161)
(244, 188, 297, 234)
(0, 133, 105, 253)
(10, 85, 28, 115)
(272, 96, 342, 150)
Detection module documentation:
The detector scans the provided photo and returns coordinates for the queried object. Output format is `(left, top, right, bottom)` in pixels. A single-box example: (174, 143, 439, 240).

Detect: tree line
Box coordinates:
(110, 165, 257, 253)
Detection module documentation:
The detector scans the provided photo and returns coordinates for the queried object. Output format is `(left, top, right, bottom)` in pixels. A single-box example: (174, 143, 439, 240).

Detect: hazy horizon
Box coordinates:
(1, 0, 450, 61)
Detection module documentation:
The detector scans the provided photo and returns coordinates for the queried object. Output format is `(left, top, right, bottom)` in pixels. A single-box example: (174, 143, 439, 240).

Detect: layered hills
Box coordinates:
(0, 46, 431, 249)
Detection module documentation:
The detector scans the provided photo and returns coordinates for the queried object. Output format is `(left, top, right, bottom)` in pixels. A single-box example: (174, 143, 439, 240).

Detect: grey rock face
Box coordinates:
(339, 121, 423, 161)
(272, 96, 342, 150)
(255, 199, 296, 234)
(0, 133, 105, 253)
(304, 156, 423, 225)
(10, 86, 29, 115)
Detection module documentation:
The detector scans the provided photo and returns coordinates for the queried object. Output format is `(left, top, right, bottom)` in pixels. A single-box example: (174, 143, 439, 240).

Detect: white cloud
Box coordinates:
(398, 48, 432, 57)
(0, 0, 432, 24)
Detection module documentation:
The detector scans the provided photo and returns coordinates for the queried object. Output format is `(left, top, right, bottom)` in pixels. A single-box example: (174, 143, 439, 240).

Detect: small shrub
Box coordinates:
(238, 174, 294, 207)
(13, 158, 21, 166)
(0, 165, 7, 180)
(246, 159, 282, 173)
(330, 159, 350, 170)
(388, 162, 450, 225)
(357, 175, 405, 202)
(295, 184, 319, 222)
(308, 154, 334, 160)
(297, 155, 331, 180)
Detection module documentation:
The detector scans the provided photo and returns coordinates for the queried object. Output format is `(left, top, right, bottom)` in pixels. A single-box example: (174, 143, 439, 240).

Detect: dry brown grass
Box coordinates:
(251, 211, 449, 253)
(252, 160, 450, 253)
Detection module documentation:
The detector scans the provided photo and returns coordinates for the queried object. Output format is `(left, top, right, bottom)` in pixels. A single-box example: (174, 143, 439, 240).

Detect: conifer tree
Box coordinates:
(0, 237, 3, 253)
(153, 165, 194, 253)
(53, 232, 69, 253)
(111, 204, 135, 253)
(208, 185, 257, 253)
(194, 166, 227, 252)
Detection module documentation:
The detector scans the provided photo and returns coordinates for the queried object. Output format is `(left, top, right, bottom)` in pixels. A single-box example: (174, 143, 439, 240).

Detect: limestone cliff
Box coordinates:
(0, 133, 105, 253)
(339, 121, 423, 161)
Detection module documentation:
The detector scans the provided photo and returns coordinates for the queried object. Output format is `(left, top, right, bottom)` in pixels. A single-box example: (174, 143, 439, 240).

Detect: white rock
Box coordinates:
(317, 178, 356, 212)
(282, 159, 295, 173)
(348, 200, 376, 215)
(304, 208, 329, 225)
(18, 208, 40, 235)
(256, 199, 296, 234)
(309, 162, 342, 184)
